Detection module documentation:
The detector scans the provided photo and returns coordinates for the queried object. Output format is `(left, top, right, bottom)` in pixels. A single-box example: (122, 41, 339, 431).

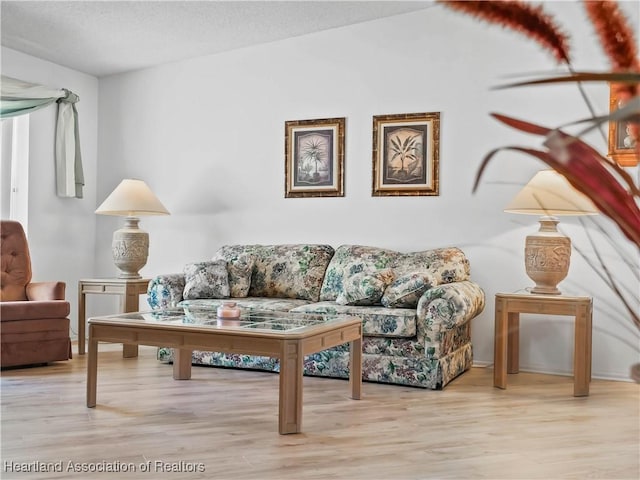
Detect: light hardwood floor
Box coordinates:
(1, 344, 638, 480)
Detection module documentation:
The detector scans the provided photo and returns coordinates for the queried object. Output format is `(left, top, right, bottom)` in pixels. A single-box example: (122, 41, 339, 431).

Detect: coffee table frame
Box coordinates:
(86, 311, 362, 434)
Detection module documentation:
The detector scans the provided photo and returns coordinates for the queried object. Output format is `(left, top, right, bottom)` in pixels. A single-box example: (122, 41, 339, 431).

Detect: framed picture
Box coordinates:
(608, 86, 638, 167)
(372, 112, 440, 196)
(284, 117, 345, 198)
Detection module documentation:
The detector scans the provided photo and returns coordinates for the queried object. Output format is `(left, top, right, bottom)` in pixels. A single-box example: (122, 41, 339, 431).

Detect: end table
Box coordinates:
(77, 278, 150, 356)
(494, 292, 593, 397)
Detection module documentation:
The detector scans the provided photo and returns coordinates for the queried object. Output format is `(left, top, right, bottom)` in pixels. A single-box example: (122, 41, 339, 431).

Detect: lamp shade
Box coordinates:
(504, 170, 599, 295)
(505, 170, 598, 216)
(95, 179, 169, 216)
(95, 179, 169, 279)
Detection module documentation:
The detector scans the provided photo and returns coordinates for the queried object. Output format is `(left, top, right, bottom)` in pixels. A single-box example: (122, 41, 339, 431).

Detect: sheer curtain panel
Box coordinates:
(0, 76, 84, 198)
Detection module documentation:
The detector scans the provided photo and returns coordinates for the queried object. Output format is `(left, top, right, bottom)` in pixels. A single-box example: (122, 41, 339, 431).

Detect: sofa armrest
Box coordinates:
(147, 274, 185, 309)
(26, 281, 66, 301)
(416, 280, 485, 336)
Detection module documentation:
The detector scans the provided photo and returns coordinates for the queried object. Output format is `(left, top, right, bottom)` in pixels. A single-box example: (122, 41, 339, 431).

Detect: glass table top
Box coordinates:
(90, 307, 350, 333)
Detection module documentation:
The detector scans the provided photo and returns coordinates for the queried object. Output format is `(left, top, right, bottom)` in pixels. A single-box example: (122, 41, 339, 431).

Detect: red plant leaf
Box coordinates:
(490, 112, 640, 196)
(438, 0, 571, 64)
(474, 126, 640, 248)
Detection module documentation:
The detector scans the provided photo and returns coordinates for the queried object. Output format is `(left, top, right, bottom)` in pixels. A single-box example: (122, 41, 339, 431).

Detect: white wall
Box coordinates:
(97, 2, 639, 380)
(1, 47, 99, 340)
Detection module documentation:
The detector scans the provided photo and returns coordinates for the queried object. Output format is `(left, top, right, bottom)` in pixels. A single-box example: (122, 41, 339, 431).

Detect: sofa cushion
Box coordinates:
(336, 269, 394, 306)
(225, 254, 255, 298)
(213, 244, 334, 301)
(320, 245, 397, 302)
(183, 260, 230, 300)
(290, 301, 416, 338)
(179, 297, 313, 313)
(381, 272, 435, 308)
(320, 244, 470, 301)
(393, 247, 470, 284)
(0, 300, 70, 321)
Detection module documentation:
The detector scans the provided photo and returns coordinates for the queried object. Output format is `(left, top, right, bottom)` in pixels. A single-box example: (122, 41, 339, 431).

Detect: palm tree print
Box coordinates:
(385, 128, 424, 183)
(295, 132, 332, 185)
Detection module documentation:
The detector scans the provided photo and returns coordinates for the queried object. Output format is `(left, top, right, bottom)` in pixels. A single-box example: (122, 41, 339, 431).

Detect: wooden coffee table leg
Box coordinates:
(86, 333, 98, 408)
(350, 336, 362, 400)
(173, 349, 192, 380)
(279, 340, 303, 434)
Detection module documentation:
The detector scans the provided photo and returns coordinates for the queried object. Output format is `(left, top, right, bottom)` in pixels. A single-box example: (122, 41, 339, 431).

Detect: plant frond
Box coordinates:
(494, 71, 640, 89)
(438, 0, 571, 63)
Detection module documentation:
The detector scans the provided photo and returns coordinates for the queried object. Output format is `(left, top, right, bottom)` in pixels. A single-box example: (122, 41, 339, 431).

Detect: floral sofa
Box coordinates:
(147, 244, 485, 389)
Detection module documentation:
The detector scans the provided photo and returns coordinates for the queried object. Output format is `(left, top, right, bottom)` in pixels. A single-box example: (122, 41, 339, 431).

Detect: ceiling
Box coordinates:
(1, 1, 434, 78)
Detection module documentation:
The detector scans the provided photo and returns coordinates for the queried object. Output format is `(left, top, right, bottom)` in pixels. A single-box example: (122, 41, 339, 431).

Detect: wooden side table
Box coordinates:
(77, 278, 150, 356)
(494, 292, 593, 397)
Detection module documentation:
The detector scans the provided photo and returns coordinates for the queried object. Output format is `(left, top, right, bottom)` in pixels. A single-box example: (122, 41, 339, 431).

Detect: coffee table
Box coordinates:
(86, 308, 362, 434)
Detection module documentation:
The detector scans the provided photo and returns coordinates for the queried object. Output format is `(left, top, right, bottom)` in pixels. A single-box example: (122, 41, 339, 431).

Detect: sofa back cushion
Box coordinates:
(319, 244, 470, 302)
(213, 244, 335, 302)
(183, 260, 230, 300)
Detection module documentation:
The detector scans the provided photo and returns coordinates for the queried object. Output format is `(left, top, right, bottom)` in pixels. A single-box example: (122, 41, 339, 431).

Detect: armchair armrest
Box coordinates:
(417, 280, 485, 336)
(147, 274, 185, 309)
(26, 281, 66, 301)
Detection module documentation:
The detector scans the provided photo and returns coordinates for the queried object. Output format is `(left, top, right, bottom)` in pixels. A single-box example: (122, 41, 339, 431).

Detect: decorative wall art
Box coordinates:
(372, 112, 440, 196)
(284, 117, 345, 198)
(608, 86, 638, 167)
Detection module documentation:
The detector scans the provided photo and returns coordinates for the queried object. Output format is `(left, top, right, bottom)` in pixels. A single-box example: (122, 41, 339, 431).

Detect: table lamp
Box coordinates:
(95, 179, 169, 279)
(504, 169, 598, 295)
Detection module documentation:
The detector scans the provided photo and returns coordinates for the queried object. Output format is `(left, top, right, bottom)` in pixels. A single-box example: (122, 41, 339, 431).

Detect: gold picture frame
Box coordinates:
(285, 117, 345, 198)
(607, 86, 638, 167)
(372, 112, 440, 196)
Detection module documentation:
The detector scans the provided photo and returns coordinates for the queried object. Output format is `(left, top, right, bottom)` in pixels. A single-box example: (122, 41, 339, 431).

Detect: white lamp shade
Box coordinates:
(95, 179, 169, 216)
(505, 170, 598, 216)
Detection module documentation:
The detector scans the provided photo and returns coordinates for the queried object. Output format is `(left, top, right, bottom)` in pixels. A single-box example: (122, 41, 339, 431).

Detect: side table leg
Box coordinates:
(122, 288, 140, 358)
(573, 303, 591, 397)
(494, 298, 508, 389)
(507, 312, 520, 374)
(78, 283, 86, 355)
(279, 340, 303, 434)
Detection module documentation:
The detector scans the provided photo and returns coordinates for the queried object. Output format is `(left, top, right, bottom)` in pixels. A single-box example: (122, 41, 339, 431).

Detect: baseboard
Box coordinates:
(471, 360, 635, 383)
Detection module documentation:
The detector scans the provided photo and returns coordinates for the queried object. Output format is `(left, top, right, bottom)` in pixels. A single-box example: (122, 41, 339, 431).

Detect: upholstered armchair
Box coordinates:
(1, 220, 72, 367)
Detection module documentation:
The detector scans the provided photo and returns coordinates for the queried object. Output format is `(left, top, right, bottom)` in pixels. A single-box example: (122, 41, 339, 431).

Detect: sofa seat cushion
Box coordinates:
(178, 297, 313, 312)
(290, 301, 416, 338)
(1, 317, 70, 342)
(213, 244, 335, 301)
(0, 300, 70, 321)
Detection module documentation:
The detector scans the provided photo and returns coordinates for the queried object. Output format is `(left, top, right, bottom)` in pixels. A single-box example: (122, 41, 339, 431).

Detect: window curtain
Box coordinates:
(0, 75, 84, 198)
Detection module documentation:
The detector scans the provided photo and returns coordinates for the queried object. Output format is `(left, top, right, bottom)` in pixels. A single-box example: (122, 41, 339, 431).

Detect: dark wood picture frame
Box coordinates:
(285, 117, 345, 198)
(372, 112, 440, 196)
(607, 86, 638, 167)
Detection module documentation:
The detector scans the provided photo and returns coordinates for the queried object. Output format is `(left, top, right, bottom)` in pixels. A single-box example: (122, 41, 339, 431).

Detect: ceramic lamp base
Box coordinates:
(112, 217, 148, 279)
(524, 216, 571, 295)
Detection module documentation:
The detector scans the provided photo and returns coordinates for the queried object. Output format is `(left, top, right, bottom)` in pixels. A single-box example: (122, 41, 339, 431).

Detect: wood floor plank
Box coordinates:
(1, 344, 638, 479)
